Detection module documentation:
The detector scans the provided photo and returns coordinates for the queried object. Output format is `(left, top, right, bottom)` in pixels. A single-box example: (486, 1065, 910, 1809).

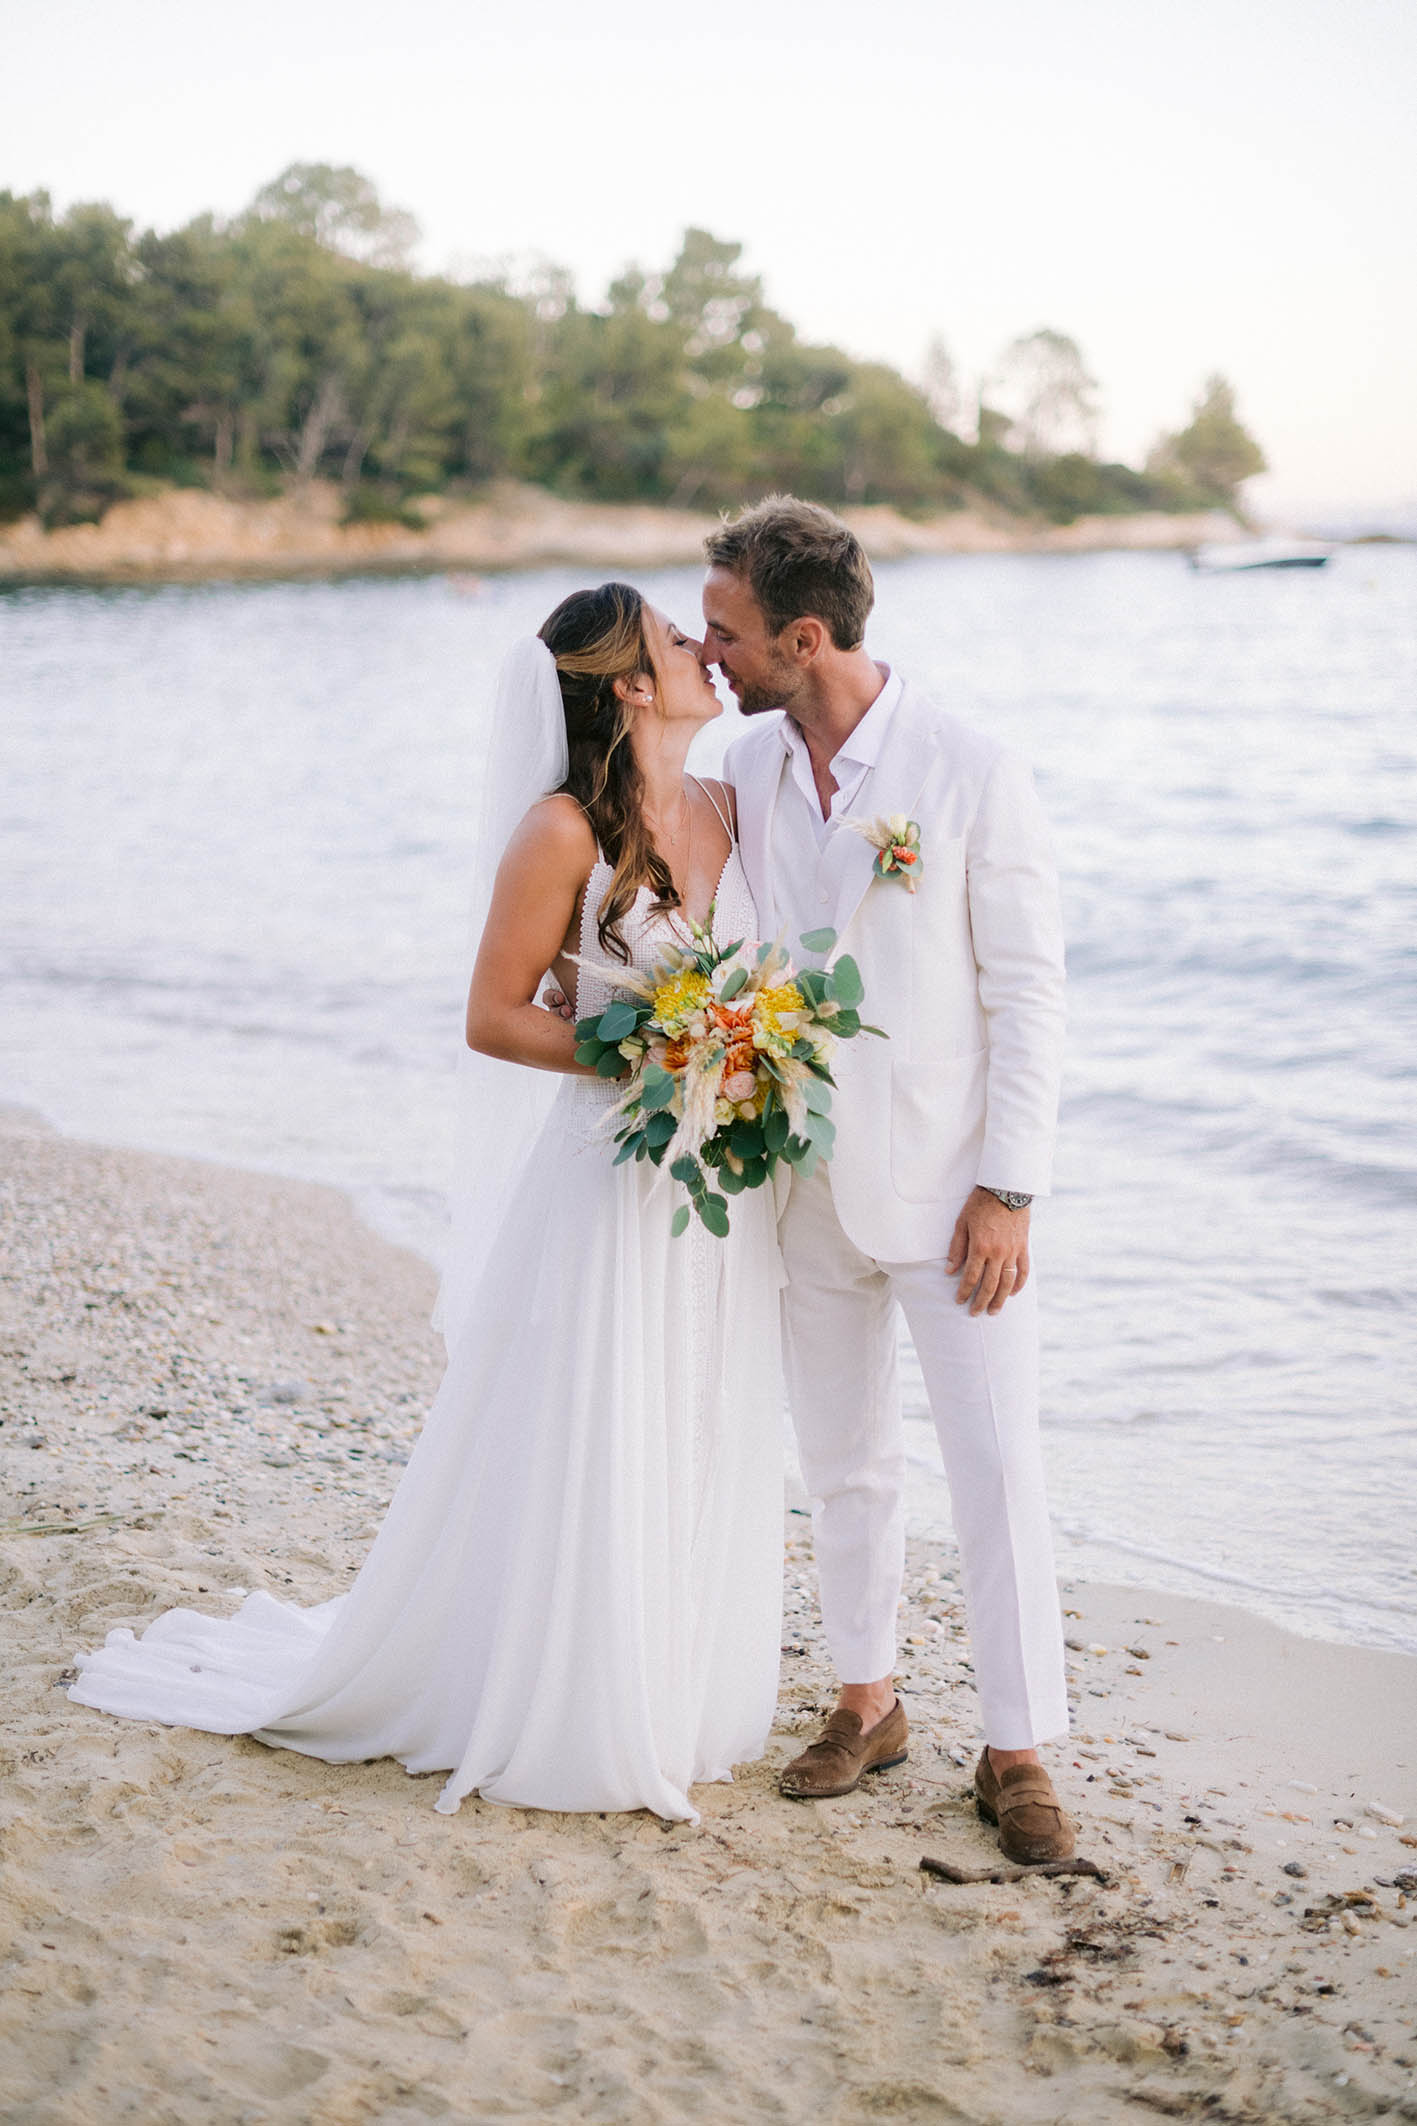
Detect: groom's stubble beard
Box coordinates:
(734, 684, 787, 716)
(732, 650, 804, 718)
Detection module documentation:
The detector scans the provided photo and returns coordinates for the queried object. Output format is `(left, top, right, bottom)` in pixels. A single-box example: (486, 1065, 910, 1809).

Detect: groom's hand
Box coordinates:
(946, 1188, 1031, 1316)
(540, 984, 575, 1022)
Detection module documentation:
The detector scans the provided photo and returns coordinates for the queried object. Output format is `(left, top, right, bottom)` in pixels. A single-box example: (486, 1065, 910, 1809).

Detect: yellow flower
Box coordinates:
(652, 967, 712, 1034)
(751, 983, 804, 1051)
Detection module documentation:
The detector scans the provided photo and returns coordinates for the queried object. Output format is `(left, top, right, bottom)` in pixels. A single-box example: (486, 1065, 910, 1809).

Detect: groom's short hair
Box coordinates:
(705, 496, 874, 650)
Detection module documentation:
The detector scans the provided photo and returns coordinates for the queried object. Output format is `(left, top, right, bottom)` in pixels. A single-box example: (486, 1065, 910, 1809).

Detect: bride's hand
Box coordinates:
(540, 983, 575, 1023)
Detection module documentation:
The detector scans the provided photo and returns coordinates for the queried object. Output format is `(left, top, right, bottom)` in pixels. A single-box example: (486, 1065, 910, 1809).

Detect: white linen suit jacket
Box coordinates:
(726, 681, 1066, 1263)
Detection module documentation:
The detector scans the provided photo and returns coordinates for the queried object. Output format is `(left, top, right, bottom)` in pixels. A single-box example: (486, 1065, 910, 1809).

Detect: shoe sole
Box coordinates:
(779, 1750, 908, 1802)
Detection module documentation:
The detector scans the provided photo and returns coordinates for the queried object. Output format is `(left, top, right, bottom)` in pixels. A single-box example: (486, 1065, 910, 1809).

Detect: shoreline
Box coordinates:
(0, 478, 1249, 588)
(3, 1107, 1415, 2119)
(8, 1096, 1405, 1662)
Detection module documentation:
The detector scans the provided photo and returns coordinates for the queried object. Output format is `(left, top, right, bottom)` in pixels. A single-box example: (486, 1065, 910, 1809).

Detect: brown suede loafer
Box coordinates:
(974, 1750, 1076, 1863)
(779, 1698, 909, 1800)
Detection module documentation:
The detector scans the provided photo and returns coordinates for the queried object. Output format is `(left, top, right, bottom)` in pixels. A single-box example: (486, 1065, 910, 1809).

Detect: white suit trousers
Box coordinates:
(779, 1161, 1069, 1748)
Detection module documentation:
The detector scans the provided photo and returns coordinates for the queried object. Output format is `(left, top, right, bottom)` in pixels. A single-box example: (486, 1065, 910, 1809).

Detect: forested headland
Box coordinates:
(0, 164, 1266, 538)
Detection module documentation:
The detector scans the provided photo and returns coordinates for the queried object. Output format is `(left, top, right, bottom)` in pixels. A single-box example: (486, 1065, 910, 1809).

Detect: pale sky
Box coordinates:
(6, 0, 1414, 517)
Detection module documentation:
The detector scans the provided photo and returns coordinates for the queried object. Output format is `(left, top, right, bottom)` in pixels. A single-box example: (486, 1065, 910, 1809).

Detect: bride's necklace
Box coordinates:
(650, 791, 692, 849)
(648, 790, 693, 869)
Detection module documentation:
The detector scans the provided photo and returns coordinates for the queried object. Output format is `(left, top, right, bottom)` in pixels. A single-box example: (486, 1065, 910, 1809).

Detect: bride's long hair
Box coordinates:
(539, 581, 678, 965)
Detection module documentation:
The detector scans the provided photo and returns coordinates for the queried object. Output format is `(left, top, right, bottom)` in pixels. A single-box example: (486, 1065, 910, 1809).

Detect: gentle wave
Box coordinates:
(4, 549, 1414, 1654)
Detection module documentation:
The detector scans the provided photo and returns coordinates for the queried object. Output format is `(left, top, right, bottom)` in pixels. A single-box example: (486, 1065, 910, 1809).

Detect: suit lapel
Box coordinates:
(829, 684, 939, 944)
(738, 724, 788, 934)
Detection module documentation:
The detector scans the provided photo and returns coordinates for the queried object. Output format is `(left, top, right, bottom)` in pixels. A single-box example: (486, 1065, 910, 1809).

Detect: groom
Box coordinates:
(705, 496, 1075, 1863)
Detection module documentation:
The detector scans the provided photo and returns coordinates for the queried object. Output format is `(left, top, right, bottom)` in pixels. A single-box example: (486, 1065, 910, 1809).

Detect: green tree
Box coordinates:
(249, 163, 419, 269)
(528, 304, 683, 499)
(0, 174, 1250, 532)
(41, 380, 126, 521)
(442, 280, 537, 485)
(0, 193, 139, 520)
(1149, 374, 1267, 501)
(0, 191, 60, 507)
(121, 218, 256, 482)
(991, 328, 1099, 458)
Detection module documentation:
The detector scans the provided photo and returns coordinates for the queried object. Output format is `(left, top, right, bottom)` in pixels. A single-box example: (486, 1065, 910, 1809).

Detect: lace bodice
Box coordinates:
(573, 846, 760, 1024)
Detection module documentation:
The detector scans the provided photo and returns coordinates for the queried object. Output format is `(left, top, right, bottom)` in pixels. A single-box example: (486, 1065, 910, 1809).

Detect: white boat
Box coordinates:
(1189, 537, 1334, 572)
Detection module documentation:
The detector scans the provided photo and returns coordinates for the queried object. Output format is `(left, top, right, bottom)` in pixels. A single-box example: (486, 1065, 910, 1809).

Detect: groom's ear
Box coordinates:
(783, 615, 828, 665)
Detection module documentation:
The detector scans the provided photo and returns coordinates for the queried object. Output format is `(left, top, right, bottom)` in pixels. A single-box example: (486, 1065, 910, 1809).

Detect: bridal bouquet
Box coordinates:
(573, 921, 882, 1236)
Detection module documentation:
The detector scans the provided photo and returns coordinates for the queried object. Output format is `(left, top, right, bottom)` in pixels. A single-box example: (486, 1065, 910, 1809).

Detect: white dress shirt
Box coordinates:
(778, 666, 903, 844)
(773, 666, 904, 951)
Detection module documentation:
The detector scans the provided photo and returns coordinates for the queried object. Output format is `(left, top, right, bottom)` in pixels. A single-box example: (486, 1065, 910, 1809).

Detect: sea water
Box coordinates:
(2, 548, 1413, 1650)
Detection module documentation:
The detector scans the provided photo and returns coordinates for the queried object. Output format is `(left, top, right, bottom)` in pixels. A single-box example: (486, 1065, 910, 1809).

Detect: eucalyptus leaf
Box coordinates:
(670, 1155, 702, 1188)
(803, 1077, 832, 1116)
(670, 1205, 691, 1239)
(718, 1165, 746, 1195)
(830, 954, 863, 1007)
(719, 966, 748, 1001)
(596, 1001, 639, 1041)
(595, 1051, 626, 1079)
(799, 926, 837, 953)
(763, 1109, 790, 1153)
(645, 1109, 677, 1147)
(574, 1041, 604, 1067)
(641, 1068, 676, 1111)
(701, 1195, 731, 1239)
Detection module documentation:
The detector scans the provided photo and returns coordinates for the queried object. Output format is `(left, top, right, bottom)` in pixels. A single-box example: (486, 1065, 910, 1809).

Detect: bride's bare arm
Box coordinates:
(465, 797, 597, 1071)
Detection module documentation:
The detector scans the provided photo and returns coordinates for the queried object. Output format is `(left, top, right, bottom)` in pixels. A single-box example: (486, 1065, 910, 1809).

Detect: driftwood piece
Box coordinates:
(920, 1854, 1109, 1886)
(0, 1511, 136, 1538)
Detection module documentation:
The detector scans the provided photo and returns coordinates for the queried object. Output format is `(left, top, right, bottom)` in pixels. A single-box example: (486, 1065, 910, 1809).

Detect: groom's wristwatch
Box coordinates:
(981, 1187, 1032, 1211)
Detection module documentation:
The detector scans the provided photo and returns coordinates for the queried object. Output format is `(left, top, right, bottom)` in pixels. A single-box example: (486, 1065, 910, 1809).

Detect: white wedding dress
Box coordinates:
(69, 846, 786, 1822)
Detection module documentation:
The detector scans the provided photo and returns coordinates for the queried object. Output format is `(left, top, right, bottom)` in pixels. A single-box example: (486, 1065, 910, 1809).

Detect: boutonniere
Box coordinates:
(843, 814, 924, 892)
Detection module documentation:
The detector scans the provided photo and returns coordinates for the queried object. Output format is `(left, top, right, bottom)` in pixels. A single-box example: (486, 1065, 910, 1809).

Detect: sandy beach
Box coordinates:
(0, 480, 1244, 586)
(2, 1107, 1414, 2125)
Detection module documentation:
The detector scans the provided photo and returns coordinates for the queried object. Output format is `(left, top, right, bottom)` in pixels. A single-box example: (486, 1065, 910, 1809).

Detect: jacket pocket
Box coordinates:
(889, 1050, 988, 1202)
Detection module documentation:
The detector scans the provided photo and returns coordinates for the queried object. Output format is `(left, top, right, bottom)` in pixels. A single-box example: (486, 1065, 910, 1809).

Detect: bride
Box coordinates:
(69, 581, 786, 1823)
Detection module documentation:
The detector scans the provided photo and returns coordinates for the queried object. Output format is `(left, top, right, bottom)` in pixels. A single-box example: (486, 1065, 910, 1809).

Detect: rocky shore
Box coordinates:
(2, 1106, 1414, 2124)
(0, 480, 1242, 587)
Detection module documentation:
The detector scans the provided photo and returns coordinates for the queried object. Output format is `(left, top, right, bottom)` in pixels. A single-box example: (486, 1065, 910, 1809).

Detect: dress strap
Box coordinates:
(687, 774, 736, 844)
